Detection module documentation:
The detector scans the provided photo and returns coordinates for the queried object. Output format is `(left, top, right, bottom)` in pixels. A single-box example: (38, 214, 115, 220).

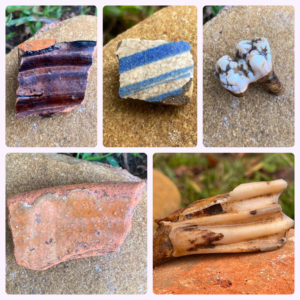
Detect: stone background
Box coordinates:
(6, 154, 147, 294)
(6, 16, 97, 147)
(103, 6, 197, 147)
(154, 230, 294, 294)
(203, 6, 294, 147)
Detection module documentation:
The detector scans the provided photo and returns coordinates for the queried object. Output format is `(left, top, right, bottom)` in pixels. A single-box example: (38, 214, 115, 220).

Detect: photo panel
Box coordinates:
(6, 153, 147, 294)
(203, 6, 294, 147)
(153, 153, 294, 294)
(6, 6, 97, 147)
(103, 5, 197, 147)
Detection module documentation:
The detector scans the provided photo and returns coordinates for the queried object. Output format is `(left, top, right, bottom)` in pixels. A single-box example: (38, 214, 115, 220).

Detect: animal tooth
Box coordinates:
(153, 179, 294, 267)
(215, 38, 283, 96)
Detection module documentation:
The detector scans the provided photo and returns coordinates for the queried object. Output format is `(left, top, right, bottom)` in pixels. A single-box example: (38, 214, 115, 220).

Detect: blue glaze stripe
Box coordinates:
(119, 65, 193, 97)
(146, 88, 182, 102)
(119, 41, 191, 73)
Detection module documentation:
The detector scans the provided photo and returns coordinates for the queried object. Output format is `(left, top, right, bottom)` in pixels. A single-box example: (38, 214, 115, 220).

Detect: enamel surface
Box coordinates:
(215, 37, 273, 95)
(154, 180, 294, 266)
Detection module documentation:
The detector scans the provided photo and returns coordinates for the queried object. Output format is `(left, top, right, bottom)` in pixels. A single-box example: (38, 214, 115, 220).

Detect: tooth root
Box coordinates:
(261, 70, 284, 95)
(153, 180, 294, 267)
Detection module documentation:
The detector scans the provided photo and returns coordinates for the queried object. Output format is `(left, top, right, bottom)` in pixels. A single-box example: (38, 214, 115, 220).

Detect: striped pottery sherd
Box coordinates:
(16, 40, 97, 118)
(116, 39, 194, 105)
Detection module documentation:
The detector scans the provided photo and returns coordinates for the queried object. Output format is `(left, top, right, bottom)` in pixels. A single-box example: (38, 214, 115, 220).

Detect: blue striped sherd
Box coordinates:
(116, 39, 194, 105)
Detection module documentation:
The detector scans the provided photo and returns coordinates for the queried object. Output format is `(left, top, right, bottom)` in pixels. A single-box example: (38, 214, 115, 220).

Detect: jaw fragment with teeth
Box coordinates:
(153, 179, 294, 267)
(215, 37, 283, 97)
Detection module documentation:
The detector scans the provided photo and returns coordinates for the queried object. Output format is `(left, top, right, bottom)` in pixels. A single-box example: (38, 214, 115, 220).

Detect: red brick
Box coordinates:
(154, 229, 294, 294)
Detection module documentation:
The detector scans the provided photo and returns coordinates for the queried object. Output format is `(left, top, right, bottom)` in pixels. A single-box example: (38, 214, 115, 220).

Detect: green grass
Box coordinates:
(103, 6, 156, 18)
(211, 6, 224, 16)
(75, 153, 141, 168)
(6, 6, 96, 42)
(6, 6, 63, 37)
(103, 6, 162, 44)
(154, 153, 294, 219)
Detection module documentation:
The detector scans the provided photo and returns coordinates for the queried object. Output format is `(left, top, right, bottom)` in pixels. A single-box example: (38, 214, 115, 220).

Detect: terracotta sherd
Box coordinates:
(7, 182, 145, 270)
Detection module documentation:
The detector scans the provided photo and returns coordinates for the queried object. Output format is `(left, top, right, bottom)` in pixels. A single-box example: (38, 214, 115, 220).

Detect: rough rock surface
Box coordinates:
(103, 6, 197, 147)
(153, 169, 181, 229)
(8, 182, 145, 271)
(6, 16, 97, 147)
(6, 154, 147, 294)
(154, 229, 294, 294)
(203, 6, 294, 147)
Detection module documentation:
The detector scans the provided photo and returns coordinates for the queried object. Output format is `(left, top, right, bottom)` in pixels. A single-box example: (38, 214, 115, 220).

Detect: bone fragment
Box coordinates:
(153, 180, 293, 266)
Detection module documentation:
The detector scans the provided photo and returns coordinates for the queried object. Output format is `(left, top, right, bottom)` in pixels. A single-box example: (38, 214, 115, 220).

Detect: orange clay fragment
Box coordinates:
(7, 182, 145, 270)
(18, 39, 56, 55)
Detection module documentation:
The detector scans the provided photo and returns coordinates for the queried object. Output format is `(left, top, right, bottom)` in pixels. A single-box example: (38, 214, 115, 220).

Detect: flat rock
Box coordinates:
(103, 6, 197, 146)
(6, 15, 97, 147)
(8, 182, 145, 271)
(154, 229, 294, 294)
(17, 40, 96, 118)
(203, 6, 294, 147)
(116, 39, 193, 105)
(6, 154, 147, 294)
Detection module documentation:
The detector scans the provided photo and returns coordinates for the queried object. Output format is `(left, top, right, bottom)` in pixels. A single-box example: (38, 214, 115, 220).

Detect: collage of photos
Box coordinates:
(3, 2, 296, 298)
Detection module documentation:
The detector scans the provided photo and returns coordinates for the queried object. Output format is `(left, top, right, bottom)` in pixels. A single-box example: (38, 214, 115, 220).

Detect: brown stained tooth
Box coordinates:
(215, 38, 284, 97)
(16, 40, 97, 118)
(153, 180, 294, 267)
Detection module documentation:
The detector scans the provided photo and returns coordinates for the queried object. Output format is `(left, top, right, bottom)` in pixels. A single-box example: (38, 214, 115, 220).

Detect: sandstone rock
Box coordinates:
(6, 15, 97, 147)
(17, 40, 96, 118)
(103, 6, 197, 147)
(8, 182, 145, 271)
(116, 39, 194, 105)
(203, 6, 294, 147)
(6, 154, 147, 294)
(154, 229, 294, 294)
(153, 169, 181, 230)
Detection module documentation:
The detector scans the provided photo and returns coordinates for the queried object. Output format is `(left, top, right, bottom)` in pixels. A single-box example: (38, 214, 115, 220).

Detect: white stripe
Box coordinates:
(119, 52, 194, 88)
(124, 76, 192, 101)
(116, 39, 167, 58)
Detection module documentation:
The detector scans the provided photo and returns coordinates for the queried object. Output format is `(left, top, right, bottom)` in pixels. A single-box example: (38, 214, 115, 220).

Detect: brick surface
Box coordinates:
(154, 229, 294, 294)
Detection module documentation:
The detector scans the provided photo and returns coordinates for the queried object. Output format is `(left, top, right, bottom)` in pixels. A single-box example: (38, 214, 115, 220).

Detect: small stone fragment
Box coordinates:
(16, 39, 97, 118)
(7, 182, 145, 270)
(116, 39, 194, 105)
